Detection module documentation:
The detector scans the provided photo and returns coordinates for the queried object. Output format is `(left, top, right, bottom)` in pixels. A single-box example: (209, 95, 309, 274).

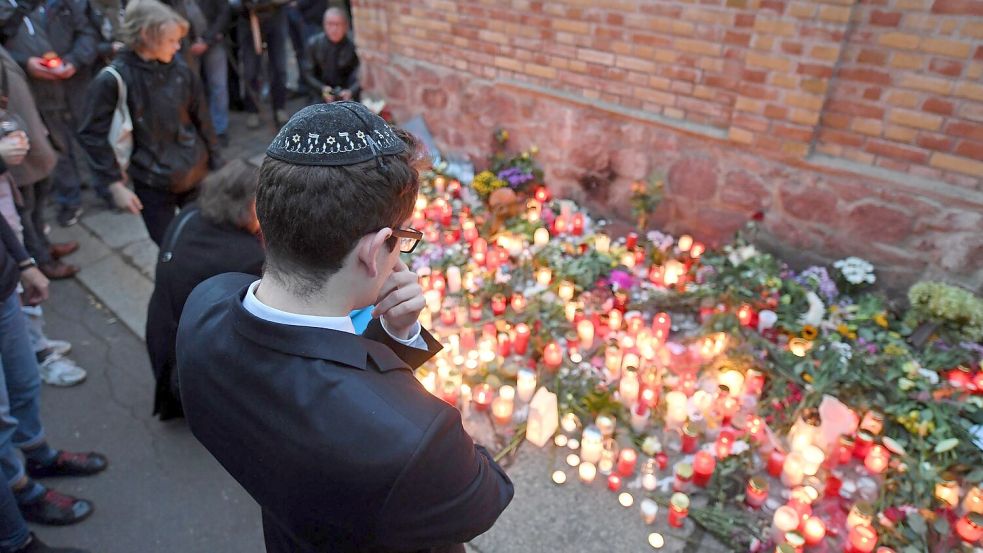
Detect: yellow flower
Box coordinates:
(874, 313, 889, 328)
(848, 331, 857, 340)
(830, 305, 839, 313)
(837, 324, 850, 336)
(801, 325, 818, 340)
(803, 373, 813, 383)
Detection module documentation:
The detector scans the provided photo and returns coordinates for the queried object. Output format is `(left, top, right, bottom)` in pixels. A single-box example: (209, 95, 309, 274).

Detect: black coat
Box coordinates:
(177, 273, 514, 553)
(302, 33, 360, 100)
(145, 206, 264, 420)
(77, 50, 220, 193)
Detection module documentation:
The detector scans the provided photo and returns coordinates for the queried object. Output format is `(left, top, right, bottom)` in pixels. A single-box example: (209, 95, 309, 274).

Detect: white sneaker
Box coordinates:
(38, 353, 87, 387)
(45, 339, 72, 357)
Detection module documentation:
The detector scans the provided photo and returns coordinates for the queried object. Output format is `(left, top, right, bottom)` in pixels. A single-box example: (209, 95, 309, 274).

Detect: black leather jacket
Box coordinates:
(302, 33, 360, 100)
(77, 50, 220, 192)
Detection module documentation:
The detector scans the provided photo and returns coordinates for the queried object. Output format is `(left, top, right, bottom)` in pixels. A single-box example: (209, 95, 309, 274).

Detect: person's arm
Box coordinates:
(373, 406, 514, 550)
(301, 37, 326, 94)
(203, 0, 229, 45)
(344, 45, 360, 98)
(187, 68, 222, 168)
(61, 0, 99, 69)
(0, 0, 40, 50)
(362, 317, 441, 366)
(0, 210, 29, 264)
(76, 69, 123, 194)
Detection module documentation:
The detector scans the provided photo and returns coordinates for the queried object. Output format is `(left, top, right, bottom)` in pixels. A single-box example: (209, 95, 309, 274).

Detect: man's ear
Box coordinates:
(357, 228, 391, 278)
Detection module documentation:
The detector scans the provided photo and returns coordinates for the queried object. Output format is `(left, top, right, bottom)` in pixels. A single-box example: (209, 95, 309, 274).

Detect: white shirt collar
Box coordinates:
(242, 279, 356, 334)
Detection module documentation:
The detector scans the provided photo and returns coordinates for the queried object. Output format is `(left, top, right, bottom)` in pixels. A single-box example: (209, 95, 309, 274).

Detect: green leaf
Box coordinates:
(934, 517, 950, 535)
(907, 512, 927, 535)
(934, 438, 959, 453)
(967, 467, 983, 483)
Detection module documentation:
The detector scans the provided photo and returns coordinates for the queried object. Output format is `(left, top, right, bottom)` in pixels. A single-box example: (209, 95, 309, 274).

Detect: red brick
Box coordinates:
(923, 97, 955, 115)
(735, 14, 755, 27)
(823, 112, 851, 129)
(705, 74, 739, 89)
(977, 45, 983, 60)
(916, 133, 955, 151)
(827, 99, 885, 119)
(724, 31, 751, 47)
(931, 0, 983, 14)
(955, 140, 983, 160)
(761, 0, 786, 13)
(764, 104, 788, 119)
(774, 123, 813, 142)
(946, 120, 983, 141)
(820, 129, 865, 147)
(865, 140, 930, 163)
(839, 68, 892, 85)
(733, 113, 771, 132)
(864, 87, 883, 100)
(742, 69, 767, 83)
(781, 41, 804, 55)
(929, 58, 964, 77)
(869, 10, 903, 26)
(797, 63, 834, 78)
(738, 82, 777, 99)
(857, 49, 888, 65)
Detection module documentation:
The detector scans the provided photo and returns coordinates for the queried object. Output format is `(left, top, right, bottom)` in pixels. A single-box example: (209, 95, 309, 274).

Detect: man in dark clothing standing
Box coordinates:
(178, 102, 513, 553)
(302, 7, 359, 104)
(0, 0, 98, 228)
(237, 0, 288, 128)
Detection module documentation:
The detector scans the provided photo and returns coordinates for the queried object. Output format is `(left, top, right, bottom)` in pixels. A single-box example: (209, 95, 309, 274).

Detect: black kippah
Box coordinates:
(265, 102, 406, 166)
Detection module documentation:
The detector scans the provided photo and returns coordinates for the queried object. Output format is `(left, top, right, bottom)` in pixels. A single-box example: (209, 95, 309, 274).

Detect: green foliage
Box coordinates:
(906, 281, 983, 343)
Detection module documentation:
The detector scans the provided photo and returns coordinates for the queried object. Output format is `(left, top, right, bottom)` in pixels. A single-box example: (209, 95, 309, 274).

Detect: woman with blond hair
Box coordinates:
(78, 0, 221, 246)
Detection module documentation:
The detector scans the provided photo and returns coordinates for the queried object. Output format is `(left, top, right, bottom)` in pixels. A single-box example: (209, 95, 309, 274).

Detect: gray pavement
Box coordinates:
(30, 106, 730, 552)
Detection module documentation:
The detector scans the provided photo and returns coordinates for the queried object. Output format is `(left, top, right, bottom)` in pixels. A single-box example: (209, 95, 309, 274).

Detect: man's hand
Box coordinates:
(26, 57, 59, 80)
(372, 259, 424, 339)
(338, 89, 353, 101)
(112, 41, 125, 53)
(321, 87, 336, 103)
(109, 181, 143, 213)
(20, 266, 49, 306)
(0, 132, 30, 166)
(53, 62, 77, 80)
(190, 40, 209, 56)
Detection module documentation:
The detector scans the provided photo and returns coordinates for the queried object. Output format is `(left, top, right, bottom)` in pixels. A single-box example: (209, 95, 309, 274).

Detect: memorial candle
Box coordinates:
(846, 502, 874, 530)
(681, 423, 700, 454)
(767, 449, 786, 477)
(674, 463, 693, 492)
(605, 345, 623, 376)
(617, 448, 638, 476)
(510, 293, 527, 314)
(630, 403, 650, 433)
(665, 391, 688, 429)
(690, 242, 706, 258)
(472, 384, 493, 411)
(607, 474, 622, 492)
(693, 451, 716, 487)
(956, 513, 983, 543)
(580, 426, 603, 464)
(558, 281, 575, 301)
(578, 461, 597, 484)
(772, 506, 799, 541)
(608, 309, 623, 331)
(668, 493, 689, 528)
(934, 473, 959, 509)
(746, 476, 769, 508)
(801, 445, 825, 476)
(516, 368, 536, 402)
(491, 294, 507, 316)
(847, 525, 878, 553)
(963, 486, 983, 514)
(513, 324, 531, 356)
(802, 517, 826, 546)
(533, 227, 550, 247)
(619, 368, 640, 406)
(543, 342, 563, 370)
(641, 459, 659, 491)
(491, 396, 513, 426)
(677, 234, 693, 252)
(864, 445, 889, 474)
(715, 429, 735, 458)
(619, 492, 634, 507)
(535, 267, 552, 286)
(594, 233, 611, 253)
(652, 312, 671, 339)
(577, 319, 595, 348)
(640, 498, 658, 525)
(782, 452, 806, 487)
(626, 232, 638, 250)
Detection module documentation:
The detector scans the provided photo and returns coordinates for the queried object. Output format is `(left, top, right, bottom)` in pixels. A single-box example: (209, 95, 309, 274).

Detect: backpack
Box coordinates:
(101, 65, 133, 172)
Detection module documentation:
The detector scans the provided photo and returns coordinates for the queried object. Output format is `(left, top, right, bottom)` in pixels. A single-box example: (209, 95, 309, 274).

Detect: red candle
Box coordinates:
(510, 293, 527, 314)
(472, 384, 493, 411)
(737, 304, 754, 326)
(652, 312, 671, 337)
(513, 323, 531, 355)
(681, 423, 699, 454)
(491, 294, 507, 316)
(460, 327, 476, 352)
(690, 242, 706, 258)
(607, 474, 622, 492)
(846, 525, 878, 553)
(469, 300, 483, 322)
(956, 512, 983, 543)
(655, 452, 669, 471)
(825, 474, 843, 499)
(715, 429, 735, 458)
(693, 451, 716, 487)
(802, 517, 826, 546)
(767, 449, 786, 477)
(626, 232, 638, 250)
(864, 445, 889, 474)
(497, 333, 511, 357)
(440, 307, 456, 326)
(543, 342, 563, 370)
(838, 435, 856, 465)
(746, 476, 769, 508)
(616, 448, 637, 477)
(668, 493, 689, 528)
(534, 185, 550, 203)
(571, 213, 584, 236)
(854, 431, 874, 459)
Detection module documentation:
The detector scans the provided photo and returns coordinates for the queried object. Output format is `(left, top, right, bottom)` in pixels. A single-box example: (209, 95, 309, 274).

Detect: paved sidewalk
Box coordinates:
(33, 107, 729, 552)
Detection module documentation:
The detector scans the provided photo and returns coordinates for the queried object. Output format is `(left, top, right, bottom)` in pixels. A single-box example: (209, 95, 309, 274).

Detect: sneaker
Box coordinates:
(246, 114, 260, 129)
(55, 207, 83, 228)
(37, 353, 86, 387)
(15, 533, 90, 553)
(26, 450, 108, 478)
(46, 339, 72, 357)
(18, 485, 93, 526)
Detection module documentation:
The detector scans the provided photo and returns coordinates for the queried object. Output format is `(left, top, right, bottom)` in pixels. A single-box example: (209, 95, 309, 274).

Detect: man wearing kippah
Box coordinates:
(177, 102, 514, 553)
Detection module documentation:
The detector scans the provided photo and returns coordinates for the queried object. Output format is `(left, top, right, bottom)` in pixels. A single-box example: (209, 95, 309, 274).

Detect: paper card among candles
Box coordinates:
(525, 387, 558, 447)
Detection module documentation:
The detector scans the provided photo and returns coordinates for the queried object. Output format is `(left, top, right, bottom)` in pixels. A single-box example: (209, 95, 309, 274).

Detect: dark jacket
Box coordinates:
(146, 206, 264, 420)
(0, 212, 29, 300)
(0, 45, 56, 187)
(296, 0, 325, 26)
(77, 50, 220, 193)
(198, 0, 230, 45)
(302, 33, 360, 99)
(177, 273, 514, 553)
(0, 0, 98, 118)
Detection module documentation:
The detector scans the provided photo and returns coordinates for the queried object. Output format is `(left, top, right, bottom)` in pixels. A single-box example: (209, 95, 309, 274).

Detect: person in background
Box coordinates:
(301, 7, 358, 105)
(190, 0, 230, 147)
(294, 0, 323, 40)
(237, 0, 288, 128)
(0, 0, 98, 228)
(78, 0, 221, 246)
(146, 159, 263, 420)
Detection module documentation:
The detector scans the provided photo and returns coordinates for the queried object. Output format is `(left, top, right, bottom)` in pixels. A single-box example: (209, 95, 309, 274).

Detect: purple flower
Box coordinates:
(497, 167, 534, 189)
(609, 269, 634, 290)
(796, 266, 839, 302)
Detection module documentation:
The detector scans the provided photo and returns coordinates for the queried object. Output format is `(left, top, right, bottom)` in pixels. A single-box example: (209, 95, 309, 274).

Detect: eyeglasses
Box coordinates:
(390, 227, 423, 253)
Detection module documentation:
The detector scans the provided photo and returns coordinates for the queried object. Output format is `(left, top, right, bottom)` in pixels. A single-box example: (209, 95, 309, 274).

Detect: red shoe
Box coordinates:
(48, 241, 79, 259)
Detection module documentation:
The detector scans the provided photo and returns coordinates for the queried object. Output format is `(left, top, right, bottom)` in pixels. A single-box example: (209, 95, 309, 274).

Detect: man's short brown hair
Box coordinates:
(256, 127, 424, 296)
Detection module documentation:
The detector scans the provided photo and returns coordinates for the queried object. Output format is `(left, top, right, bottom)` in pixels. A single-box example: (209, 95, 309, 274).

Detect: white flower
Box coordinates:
(830, 341, 853, 363)
(727, 245, 758, 266)
(917, 368, 940, 384)
(834, 257, 876, 285)
(800, 291, 826, 327)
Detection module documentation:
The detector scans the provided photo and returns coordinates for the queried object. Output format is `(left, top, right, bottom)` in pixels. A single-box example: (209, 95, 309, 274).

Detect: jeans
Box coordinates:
(201, 44, 230, 136)
(133, 185, 197, 247)
(20, 305, 46, 354)
(0, 292, 46, 490)
(39, 110, 83, 210)
(238, 10, 288, 113)
(14, 181, 51, 265)
(0, 481, 29, 553)
(284, 5, 306, 90)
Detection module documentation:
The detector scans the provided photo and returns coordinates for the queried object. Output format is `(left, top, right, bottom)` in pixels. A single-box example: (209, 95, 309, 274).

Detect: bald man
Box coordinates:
(301, 7, 361, 104)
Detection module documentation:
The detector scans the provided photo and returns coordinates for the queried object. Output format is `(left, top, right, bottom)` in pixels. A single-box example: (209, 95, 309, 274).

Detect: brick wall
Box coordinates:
(353, 0, 983, 291)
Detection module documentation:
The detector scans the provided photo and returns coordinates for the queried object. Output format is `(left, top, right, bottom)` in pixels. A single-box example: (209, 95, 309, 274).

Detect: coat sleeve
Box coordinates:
(61, 0, 98, 69)
(372, 406, 514, 550)
(0, 212, 29, 263)
(76, 69, 122, 193)
(345, 46, 360, 97)
(301, 37, 325, 94)
(361, 317, 442, 369)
